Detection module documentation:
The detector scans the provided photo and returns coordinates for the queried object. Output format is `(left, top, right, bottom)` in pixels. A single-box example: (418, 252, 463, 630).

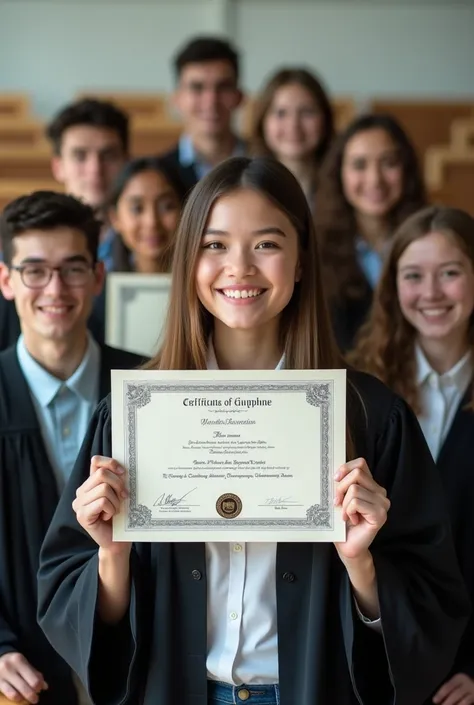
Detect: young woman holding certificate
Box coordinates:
(350, 205, 474, 705)
(38, 158, 468, 705)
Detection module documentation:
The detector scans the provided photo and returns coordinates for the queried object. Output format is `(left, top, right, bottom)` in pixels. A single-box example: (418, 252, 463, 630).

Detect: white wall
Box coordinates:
(0, 0, 473, 118)
(238, 1, 474, 101)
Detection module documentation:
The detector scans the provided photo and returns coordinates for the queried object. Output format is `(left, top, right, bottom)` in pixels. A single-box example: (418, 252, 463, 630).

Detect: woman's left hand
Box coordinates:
(334, 458, 390, 561)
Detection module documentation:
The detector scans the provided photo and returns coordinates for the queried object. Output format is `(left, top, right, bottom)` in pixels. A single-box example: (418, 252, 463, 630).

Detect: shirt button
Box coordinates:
(233, 544, 242, 552)
(282, 571, 296, 582)
(191, 569, 202, 581)
(229, 611, 238, 620)
(63, 427, 70, 437)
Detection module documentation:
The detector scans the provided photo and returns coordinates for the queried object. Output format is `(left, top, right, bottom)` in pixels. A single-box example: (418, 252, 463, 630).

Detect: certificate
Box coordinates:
(105, 273, 172, 357)
(112, 369, 346, 542)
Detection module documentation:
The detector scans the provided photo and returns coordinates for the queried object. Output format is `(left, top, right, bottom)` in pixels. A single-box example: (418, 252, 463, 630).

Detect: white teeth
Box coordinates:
(221, 289, 263, 299)
(422, 308, 449, 317)
(41, 306, 69, 313)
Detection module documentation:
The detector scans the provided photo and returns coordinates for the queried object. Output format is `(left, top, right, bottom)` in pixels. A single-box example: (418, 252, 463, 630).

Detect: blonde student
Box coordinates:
(38, 159, 468, 705)
(351, 205, 474, 705)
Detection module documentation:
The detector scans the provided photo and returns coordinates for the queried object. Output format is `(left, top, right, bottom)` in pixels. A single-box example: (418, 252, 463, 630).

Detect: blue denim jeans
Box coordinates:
(208, 680, 280, 705)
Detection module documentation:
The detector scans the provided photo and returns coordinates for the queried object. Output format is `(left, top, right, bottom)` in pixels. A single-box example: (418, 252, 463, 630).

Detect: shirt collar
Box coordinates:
(16, 333, 100, 407)
(415, 344, 473, 391)
(178, 133, 246, 169)
(206, 338, 285, 371)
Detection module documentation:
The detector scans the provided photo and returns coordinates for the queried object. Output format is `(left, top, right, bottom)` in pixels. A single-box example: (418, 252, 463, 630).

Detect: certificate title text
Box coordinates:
(183, 396, 272, 409)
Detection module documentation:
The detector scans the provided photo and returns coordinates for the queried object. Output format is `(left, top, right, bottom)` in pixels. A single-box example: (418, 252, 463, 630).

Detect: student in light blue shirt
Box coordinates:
(0, 190, 143, 705)
(160, 36, 246, 192)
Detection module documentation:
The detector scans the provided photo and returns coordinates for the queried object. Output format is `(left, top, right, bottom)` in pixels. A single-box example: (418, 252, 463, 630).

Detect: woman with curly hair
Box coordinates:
(315, 113, 427, 351)
(251, 67, 334, 206)
(350, 205, 474, 705)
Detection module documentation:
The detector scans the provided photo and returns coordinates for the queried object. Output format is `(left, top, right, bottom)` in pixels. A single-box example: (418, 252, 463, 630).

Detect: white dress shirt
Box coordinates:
(205, 341, 380, 686)
(416, 346, 472, 461)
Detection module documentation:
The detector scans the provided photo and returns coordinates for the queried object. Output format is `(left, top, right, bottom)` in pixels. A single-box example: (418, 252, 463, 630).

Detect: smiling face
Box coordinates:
(0, 228, 104, 345)
(262, 83, 324, 162)
(174, 60, 242, 139)
(396, 231, 474, 348)
(341, 127, 404, 219)
(195, 188, 300, 335)
(110, 169, 181, 264)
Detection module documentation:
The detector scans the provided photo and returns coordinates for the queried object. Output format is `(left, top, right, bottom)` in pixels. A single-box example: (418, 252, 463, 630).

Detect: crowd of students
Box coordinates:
(0, 34, 474, 705)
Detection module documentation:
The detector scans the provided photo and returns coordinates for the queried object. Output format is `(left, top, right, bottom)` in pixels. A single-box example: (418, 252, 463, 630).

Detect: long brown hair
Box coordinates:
(251, 68, 335, 167)
(315, 114, 427, 303)
(349, 205, 474, 414)
(148, 156, 341, 371)
(147, 156, 356, 455)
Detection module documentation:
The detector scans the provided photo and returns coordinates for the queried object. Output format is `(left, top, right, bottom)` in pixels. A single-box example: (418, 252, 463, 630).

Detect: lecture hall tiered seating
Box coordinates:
(0, 92, 472, 215)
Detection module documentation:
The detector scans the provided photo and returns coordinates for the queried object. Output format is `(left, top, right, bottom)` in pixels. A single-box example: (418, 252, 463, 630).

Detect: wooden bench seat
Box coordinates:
(0, 178, 60, 211)
(371, 100, 474, 162)
(0, 149, 52, 180)
(0, 120, 48, 150)
(426, 146, 474, 216)
(0, 93, 30, 120)
(76, 91, 169, 121)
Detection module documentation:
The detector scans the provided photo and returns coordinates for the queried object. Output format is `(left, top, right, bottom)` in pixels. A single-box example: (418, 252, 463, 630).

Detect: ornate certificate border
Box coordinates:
(123, 380, 334, 533)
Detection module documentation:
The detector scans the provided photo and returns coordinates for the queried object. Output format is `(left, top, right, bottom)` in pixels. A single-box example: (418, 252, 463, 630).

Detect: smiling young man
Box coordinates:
(0, 191, 143, 705)
(47, 98, 129, 272)
(160, 36, 245, 191)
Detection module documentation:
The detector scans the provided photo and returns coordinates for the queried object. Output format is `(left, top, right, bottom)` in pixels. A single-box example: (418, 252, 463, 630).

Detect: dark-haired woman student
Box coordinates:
(89, 156, 186, 343)
(315, 113, 427, 352)
(351, 205, 474, 705)
(38, 158, 468, 705)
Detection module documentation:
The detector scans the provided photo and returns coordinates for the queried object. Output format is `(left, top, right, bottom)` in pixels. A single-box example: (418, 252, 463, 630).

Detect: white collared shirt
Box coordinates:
(205, 341, 379, 686)
(416, 346, 472, 461)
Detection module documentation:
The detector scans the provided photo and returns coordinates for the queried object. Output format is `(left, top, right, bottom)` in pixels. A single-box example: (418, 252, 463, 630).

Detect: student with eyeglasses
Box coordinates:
(0, 191, 144, 705)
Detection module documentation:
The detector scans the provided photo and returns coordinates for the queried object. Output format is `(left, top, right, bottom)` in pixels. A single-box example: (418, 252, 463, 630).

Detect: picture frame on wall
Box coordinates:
(105, 273, 172, 357)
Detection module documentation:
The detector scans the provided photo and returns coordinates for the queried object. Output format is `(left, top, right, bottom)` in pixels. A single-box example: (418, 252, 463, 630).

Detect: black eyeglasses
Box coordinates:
(11, 263, 95, 289)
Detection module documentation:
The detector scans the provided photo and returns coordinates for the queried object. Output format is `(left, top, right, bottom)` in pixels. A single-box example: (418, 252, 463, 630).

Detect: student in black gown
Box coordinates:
(0, 192, 143, 705)
(314, 114, 427, 352)
(38, 158, 469, 705)
(350, 205, 474, 705)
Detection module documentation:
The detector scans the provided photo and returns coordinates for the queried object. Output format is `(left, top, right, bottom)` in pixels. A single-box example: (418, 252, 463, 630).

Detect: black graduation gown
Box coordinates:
(37, 370, 470, 705)
(0, 343, 144, 705)
(431, 385, 474, 684)
(330, 288, 374, 354)
(158, 145, 200, 193)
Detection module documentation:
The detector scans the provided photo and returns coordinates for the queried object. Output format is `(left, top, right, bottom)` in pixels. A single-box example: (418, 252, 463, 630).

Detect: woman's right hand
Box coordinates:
(72, 455, 130, 554)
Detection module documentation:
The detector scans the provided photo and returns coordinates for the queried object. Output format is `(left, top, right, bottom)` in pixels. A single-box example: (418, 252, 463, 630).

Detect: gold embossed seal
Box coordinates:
(216, 493, 242, 519)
